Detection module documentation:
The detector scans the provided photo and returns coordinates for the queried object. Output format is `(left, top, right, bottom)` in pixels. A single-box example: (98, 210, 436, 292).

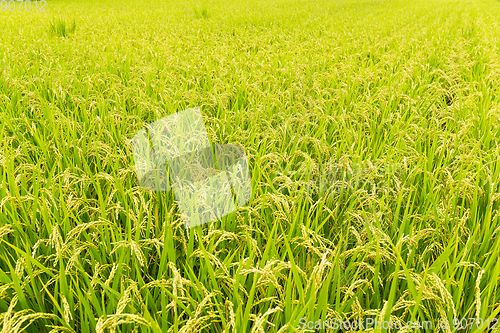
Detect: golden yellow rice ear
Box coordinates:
(132, 128, 171, 192)
(215, 144, 253, 207)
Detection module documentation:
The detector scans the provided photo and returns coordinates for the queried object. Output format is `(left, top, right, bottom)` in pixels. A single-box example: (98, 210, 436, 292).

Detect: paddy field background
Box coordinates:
(2, 0, 500, 331)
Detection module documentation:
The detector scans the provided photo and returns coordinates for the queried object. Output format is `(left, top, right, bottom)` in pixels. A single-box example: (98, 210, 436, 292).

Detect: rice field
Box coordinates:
(1, 0, 500, 332)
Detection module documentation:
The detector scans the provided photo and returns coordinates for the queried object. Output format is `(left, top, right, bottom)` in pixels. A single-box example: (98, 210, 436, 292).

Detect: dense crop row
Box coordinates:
(2, 0, 500, 331)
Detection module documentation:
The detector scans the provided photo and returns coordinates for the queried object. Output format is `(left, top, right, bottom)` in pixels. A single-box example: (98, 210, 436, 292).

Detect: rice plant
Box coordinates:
(1, 0, 500, 332)
(193, 6, 210, 19)
(48, 18, 77, 37)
